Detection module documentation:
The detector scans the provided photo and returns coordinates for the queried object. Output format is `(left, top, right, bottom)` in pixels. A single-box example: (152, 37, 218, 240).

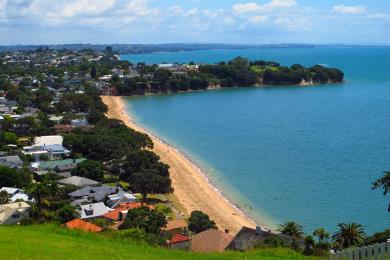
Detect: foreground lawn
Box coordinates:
(0, 224, 322, 259)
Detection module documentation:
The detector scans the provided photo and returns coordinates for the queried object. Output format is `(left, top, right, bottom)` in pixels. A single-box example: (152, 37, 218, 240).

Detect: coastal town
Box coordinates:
(0, 47, 388, 259)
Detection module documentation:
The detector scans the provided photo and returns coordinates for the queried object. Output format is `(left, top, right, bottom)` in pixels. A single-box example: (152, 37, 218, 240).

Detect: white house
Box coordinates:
(22, 135, 70, 161)
(0, 187, 31, 203)
(80, 202, 109, 220)
(0, 202, 31, 225)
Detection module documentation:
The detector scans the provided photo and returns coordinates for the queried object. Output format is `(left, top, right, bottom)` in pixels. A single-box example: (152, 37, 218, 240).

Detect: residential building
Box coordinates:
(191, 229, 233, 253)
(168, 234, 191, 250)
(0, 155, 23, 169)
(22, 135, 70, 160)
(103, 203, 154, 223)
(58, 176, 100, 187)
(0, 187, 31, 203)
(68, 185, 122, 206)
(80, 202, 109, 220)
(227, 226, 302, 251)
(106, 191, 137, 208)
(65, 218, 102, 233)
(0, 202, 31, 225)
(162, 219, 188, 237)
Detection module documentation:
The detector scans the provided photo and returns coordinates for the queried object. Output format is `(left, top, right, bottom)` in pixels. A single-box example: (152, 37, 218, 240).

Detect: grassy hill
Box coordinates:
(0, 224, 322, 259)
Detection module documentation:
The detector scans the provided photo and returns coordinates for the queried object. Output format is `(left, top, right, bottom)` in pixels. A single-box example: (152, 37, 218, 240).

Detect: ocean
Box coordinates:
(122, 47, 390, 234)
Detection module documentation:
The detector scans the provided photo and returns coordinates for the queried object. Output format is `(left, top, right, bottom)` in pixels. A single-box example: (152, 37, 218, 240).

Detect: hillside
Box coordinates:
(0, 224, 322, 260)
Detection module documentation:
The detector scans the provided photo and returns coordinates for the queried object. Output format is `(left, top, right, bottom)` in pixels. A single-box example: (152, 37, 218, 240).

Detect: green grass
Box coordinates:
(250, 66, 280, 74)
(0, 224, 323, 259)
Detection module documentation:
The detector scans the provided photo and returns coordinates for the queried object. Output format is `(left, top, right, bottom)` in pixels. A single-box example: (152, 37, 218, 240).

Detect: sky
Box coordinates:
(0, 0, 389, 45)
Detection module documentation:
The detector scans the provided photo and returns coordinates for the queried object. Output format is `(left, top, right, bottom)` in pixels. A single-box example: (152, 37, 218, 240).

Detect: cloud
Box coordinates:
(233, 0, 296, 14)
(332, 5, 367, 15)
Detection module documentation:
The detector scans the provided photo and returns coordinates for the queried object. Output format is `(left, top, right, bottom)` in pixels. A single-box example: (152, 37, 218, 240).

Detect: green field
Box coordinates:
(0, 224, 322, 259)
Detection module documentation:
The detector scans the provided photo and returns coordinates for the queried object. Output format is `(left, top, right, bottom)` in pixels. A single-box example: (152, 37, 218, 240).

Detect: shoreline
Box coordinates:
(101, 95, 259, 235)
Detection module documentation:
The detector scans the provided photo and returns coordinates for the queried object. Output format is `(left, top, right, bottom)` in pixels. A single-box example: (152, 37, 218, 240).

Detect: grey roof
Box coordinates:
(69, 185, 122, 202)
(58, 176, 100, 187)
(107, 190, 137, 208)
(227, 226, 302, 251)
(80, 202, 109, 219)
(0, 155, 23, 169)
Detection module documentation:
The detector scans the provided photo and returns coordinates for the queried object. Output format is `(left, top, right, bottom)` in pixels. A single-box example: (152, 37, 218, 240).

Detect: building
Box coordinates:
(191, 229, 233, 253)
(106, 190, 137, 208)
(227, 226, 302, 251)
(103, 202, 155, 223)
(65, 218, 102, 233)
(162, 219, 188, 237)
(0, 202, 31, 225)
(68, 185, 123, 206)
(168, 234, 191, 250)
(80, 202, 109, 220)
(22, 135, 70, 161)
(58, 176, 100, 187)
(0, 155, 23, 169)
(0, 187, 31, 203)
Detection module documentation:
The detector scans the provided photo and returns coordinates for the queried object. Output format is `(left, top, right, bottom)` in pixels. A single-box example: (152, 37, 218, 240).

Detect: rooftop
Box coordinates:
(65, 218, 102, 233)
(191, 229, 233, 253)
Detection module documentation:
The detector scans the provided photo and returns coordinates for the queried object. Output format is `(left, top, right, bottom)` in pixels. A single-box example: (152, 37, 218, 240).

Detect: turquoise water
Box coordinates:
(122, 47, 390, 234)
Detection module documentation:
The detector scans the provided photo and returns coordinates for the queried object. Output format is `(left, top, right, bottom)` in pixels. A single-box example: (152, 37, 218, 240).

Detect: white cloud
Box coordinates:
(233, 0, 296, 14)
(332, 5, 367, 15)
(247, 15, 267, 24)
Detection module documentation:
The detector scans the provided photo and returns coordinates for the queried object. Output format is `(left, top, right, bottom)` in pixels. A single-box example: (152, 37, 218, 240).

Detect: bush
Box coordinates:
(56, 204, 79, 224)
(114, 228, 166, 246)
(254, 235, 289, 248)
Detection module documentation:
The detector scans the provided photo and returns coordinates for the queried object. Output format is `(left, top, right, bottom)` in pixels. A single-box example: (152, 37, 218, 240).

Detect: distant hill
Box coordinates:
(0, 43, 318, 54)
(0, 224, 320, 259)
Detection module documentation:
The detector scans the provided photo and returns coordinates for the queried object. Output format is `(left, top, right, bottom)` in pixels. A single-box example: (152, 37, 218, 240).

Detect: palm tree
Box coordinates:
(0, 190, 10, 204)
(28, 183, 49, 218)
(313, 227, 330, 244)
(277, 221, 304, 238)
(332, 222, 365, 249)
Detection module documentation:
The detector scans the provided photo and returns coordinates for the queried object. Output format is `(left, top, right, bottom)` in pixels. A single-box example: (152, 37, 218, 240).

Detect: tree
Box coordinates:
(0, 166, 31, 188)
(128, 169, 172, 203)
(277, 221, 304, 238)
(28, 183, 49, 218)
(332, 222, 365, 249)
(0, 190, 9, 204)
(313, 227, 330, 244)
(71, 160, 104, 182)
(90, 66, 97, 79)
(188, 210, 216, 234)
(373, 171, 390, 195)
(372, 171, 390, 212)
(57, 204, 79, 223)
(118, 206, 167, 234)
(303, 235, 315, 255)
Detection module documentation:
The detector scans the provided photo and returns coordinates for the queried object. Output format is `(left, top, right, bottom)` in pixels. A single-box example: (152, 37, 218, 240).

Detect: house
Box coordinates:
(22, 135, 70, 160)
(168, 234, 191, 250)
(191, 229, 233, 253)
(68, 185, 122, 206)
(53, 124, 94, 134)
(58, 176, 100, 187)
(162, 219, 188, 237)
(227, 226, 301, 251)
(103, 202, 155, 223)
(70, 119, 88, 127)
(0, 187, 31, 203)
(80, 202, 109, 220)
(48, 115, 63, 124)
(29, 158, 86, 179)
(0, 202, 31, 225)
(65, 218, 102, 233)
(106, 190, 137, 208)
(0, 155, 23, 169)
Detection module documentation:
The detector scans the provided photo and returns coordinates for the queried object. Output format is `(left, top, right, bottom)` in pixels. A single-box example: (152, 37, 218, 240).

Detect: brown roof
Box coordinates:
(191, 229, 234, 253)
(162, 219, 187, 231)
(65, 218, 102, 233)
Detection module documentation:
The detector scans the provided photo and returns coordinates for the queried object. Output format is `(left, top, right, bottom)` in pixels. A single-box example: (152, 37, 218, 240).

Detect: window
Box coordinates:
(12, 214, 20, 219)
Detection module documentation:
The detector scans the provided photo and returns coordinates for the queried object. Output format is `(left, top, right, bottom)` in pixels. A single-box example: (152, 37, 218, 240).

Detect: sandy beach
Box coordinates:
(101, 96, 257, 235)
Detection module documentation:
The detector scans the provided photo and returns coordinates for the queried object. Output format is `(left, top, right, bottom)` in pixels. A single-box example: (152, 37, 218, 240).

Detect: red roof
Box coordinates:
(103, 203, 155, 221)
(65, 218, 102, 233)
(169, 234, 191, 244)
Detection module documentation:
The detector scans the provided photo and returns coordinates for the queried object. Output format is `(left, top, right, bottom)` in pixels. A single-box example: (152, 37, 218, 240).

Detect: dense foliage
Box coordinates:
(118, 206, 167, 234)
(188, 210, 217, 234)
(0, 166, 31, 188)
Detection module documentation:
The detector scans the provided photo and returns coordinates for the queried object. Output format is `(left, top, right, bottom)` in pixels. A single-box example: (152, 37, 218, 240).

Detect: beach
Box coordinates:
(101, 96, 257, 235)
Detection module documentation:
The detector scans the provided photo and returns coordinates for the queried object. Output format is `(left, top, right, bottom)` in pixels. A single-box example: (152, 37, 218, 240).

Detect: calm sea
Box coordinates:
(122, 47, 390, 234)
